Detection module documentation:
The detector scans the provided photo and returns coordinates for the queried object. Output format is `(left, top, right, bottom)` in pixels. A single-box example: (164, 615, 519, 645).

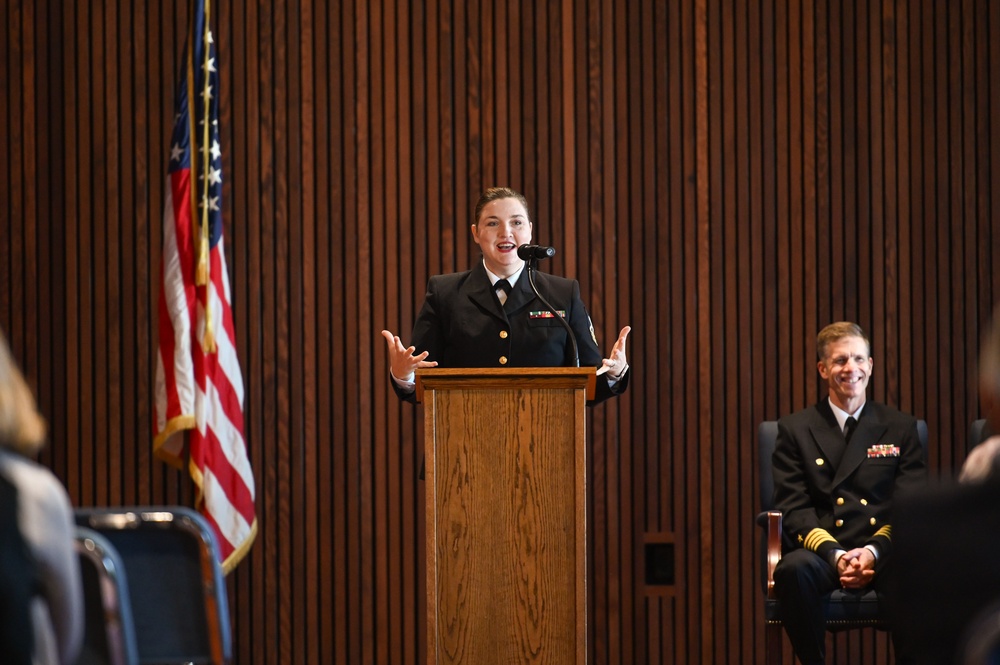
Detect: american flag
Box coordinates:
(154, 0, 256, 573)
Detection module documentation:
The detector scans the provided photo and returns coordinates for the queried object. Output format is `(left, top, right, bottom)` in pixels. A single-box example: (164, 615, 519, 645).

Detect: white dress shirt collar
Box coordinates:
(484, 262, 525, 289)
(828, 398, 865, 432)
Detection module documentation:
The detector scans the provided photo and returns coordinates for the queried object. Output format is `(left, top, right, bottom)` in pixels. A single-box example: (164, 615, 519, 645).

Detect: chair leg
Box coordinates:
(766, 622, 784, 665)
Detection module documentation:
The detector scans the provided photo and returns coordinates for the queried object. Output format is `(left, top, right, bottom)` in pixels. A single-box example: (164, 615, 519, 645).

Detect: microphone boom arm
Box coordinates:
(525, 258, 580, 368)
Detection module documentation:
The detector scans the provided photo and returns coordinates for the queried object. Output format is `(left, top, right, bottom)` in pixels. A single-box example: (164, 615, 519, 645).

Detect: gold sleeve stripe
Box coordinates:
(874, 525, 892, 540)
(803, 528, 839, 552)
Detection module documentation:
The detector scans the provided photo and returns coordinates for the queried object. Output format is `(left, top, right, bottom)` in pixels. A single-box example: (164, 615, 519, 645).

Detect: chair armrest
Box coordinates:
(755, 510, 783, 599)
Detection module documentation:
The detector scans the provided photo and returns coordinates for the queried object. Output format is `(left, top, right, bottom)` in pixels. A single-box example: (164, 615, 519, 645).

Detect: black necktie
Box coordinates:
(844, 416, 858, 443)
(495, 279, 512, 305)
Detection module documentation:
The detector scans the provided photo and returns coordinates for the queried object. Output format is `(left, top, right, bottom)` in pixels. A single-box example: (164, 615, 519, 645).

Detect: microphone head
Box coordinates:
(517, 244, 557, 260)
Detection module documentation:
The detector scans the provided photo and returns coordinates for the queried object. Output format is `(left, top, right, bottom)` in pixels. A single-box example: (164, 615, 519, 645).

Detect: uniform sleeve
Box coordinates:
(565, 280, 628, 405)
(411, 276, 445, 363)
(389, 278, 446, 404)
(772, 419, 842, 560)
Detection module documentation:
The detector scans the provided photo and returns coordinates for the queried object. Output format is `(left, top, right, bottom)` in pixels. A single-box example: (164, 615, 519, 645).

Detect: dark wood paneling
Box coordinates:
(2, 1, 998, 663)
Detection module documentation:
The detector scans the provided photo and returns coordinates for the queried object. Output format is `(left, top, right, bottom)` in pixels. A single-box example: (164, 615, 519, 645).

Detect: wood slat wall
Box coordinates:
(2, 1, 997, 663)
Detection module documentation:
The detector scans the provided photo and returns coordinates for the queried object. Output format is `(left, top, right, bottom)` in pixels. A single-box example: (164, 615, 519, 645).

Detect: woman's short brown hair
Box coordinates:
(473, 187, 531, 226)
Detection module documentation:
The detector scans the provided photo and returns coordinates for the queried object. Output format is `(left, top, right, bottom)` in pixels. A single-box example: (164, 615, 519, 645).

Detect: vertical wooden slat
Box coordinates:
(694, 0, 712, 661)
(4, 0, 23, 358)
(880, 0, 899, 406)
(0, 1, 12, 323)
(377, 0, 398, 659)
(71, 2, 91, 504)
(15, 0, 34, 379)
(933, 0, 952, 468)
(992, 0, 1000, 305)
(667, 0, 686, 661)
(895, 0, 914, 415)
(787, 0, 807, 409)
(972, 0, 991, 350)
(801, 0, 818, 374)
(959, 0, 978, 447)
(93, 0, 112, 508)
(115, 0, 134, 506)
(394, 1, 419, 656)
(910, 0, 929, 435)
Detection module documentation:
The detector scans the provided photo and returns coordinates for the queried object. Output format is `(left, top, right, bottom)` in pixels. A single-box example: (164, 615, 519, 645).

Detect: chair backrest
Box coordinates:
(73, 527, 139, 665)
(758, 422, 780, 512)
(75, 507, 232, 665)
(758, 418, 929, 511)
(969, 419, 994, 452)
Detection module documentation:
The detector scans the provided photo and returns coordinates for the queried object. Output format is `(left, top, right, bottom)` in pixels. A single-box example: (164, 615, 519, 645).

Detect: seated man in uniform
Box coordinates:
(772, 321, 926, 664)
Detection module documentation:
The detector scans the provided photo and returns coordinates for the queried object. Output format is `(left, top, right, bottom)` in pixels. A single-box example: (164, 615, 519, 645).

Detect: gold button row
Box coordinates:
(833, 517, 878, 527)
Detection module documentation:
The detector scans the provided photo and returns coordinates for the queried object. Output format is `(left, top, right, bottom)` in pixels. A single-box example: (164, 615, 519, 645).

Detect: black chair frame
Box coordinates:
(75, 506, 232, 665)
(74, 526, 140, 665)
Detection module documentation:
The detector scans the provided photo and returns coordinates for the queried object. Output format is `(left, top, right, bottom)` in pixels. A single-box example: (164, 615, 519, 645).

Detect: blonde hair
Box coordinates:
(816, 321, 871, 361)
(0, 330, 46, 456)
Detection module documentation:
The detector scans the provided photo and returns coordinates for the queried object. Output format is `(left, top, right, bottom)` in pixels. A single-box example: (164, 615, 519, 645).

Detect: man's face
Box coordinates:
(470, 197, 532, 277)
(817, 335, 873, 409)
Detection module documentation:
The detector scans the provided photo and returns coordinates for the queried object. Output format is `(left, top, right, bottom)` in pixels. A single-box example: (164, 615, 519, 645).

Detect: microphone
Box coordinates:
(517, 244, 556, 261)
(521, 244, 580, 367)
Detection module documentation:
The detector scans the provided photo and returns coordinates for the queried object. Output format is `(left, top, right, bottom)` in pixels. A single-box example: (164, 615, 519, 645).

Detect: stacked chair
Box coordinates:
(73, 507, 231, 665)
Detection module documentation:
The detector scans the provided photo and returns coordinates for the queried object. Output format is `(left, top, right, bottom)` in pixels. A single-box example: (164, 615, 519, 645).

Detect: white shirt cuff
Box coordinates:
(391, 371, 416, 392)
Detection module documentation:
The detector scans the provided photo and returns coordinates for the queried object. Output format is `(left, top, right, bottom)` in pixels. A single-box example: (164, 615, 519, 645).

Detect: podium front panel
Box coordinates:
(421, 369, 588, 665)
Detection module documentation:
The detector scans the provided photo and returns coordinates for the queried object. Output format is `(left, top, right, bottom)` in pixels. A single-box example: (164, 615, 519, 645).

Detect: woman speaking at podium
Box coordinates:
(381, 186, 630, 406)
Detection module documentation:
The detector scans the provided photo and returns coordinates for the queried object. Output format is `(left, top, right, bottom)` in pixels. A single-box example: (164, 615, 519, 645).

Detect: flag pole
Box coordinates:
(196, 0, 217, 352)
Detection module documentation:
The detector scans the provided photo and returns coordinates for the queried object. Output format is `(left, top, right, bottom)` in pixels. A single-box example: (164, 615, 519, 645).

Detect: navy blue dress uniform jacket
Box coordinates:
(772, 400, 926, 563)
(396, 261, 628, 405)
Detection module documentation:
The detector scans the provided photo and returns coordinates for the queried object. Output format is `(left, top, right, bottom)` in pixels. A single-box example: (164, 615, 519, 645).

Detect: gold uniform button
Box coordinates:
(836, 497, 844, 506)
(835, 519, 844, 527)
(499, 330, 508, 339)
(816, 458, 825, 466)
(860, 499, 868, 506)
(870, 518, 877, 526)
(499, 356, 508, 365)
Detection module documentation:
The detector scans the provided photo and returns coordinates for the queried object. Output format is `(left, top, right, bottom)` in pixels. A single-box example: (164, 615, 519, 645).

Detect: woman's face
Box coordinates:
(470, 197, 532, 278)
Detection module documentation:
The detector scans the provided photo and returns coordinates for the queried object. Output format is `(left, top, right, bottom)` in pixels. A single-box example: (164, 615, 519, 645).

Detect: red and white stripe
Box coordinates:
(155, 171, 256, 573)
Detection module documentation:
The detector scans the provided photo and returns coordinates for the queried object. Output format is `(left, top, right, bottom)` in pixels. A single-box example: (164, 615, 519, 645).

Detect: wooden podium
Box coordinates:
(416, 367, 595, 665)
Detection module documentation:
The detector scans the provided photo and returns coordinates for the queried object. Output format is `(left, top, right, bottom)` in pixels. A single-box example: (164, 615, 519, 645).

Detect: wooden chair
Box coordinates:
(756, 419, 928, 664)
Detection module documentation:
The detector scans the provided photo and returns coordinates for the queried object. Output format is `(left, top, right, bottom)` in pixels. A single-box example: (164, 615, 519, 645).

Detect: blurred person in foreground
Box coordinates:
(889, 306, 1000, 665)
(0, 328, 83, 665)
(381, 186, 631, 405)
(960, 308, 1000, 483)
(772, 321, 926, 664)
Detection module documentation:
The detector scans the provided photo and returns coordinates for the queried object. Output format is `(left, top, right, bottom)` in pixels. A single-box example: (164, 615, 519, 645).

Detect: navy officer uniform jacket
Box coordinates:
(771, 399, 926, 563)
(394, 261, 628, 406)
